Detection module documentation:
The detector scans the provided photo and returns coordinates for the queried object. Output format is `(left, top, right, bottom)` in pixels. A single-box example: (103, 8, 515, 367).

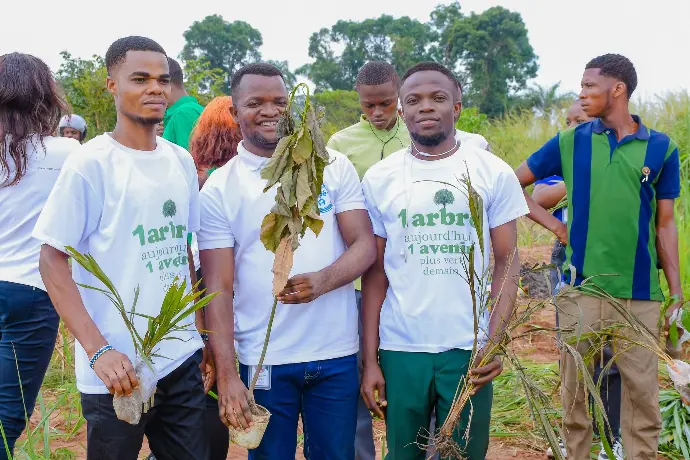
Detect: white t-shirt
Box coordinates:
(0, 136, 79, 291)
(362, 145, 529, 352)
(456, 129, 489, 150)
(198, 142, 365, 366)
(33, 134, 202, 394)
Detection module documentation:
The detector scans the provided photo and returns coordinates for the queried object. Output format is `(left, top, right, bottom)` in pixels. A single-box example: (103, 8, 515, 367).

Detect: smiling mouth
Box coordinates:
(260, 121, 278, 127)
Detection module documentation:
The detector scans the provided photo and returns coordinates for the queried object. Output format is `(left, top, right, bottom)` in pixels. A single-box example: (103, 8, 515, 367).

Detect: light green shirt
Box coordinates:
(327, 115, 410, 180)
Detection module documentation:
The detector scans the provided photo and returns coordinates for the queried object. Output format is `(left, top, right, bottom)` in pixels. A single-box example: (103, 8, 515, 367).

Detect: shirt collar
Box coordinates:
(592, 114, 649, 140)
(359, 115, 405, 142)
(237, 141, 270, 171)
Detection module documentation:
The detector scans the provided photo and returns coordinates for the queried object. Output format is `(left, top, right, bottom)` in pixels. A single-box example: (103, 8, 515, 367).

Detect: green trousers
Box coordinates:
(379, 349, 492, 460)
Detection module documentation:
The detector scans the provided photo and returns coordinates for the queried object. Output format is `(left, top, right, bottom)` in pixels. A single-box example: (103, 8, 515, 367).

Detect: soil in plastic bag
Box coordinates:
(113, 357, 158, 425)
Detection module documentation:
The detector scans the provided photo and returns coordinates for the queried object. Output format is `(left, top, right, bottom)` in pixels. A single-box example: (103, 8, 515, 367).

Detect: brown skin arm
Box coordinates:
(188, 244, 214, 394)
(470, 220, 521, 393)
(657, 199, 683, 326)
(360, 236, 389, 418)
(532, 182, 566, 210)
(39, 245, 139, 395)
(199, 247, 254, 431)
(515, 162, 568, 245)
(278, 209, 376, 303)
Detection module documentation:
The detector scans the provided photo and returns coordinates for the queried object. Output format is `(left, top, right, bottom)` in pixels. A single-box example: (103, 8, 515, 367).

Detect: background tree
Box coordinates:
(182, 57, 228, 105)
(57, 51, 116, 137)
(443, 6, 538, 117)
(266, 60, 297, 88)
(515, 82, 578, 115)
(312, 90, 362, 139)
(181, 15, 262, 91)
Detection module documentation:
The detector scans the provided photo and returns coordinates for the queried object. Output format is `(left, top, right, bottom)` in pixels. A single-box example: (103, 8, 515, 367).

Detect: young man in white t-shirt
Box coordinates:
(197, 63, 376, 459)
(360, 62, 528, 460)
(34, 36, 209, 460)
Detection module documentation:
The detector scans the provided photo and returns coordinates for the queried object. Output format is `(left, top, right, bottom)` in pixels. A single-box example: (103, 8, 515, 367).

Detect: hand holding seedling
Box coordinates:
(92, 349, 139, 396)
(361, 363, 387, 419)
(200, 347, 216, 394)
(469, 348, 503, 395)
(217, 373, 254, 432)
(277, 272, 326, 304)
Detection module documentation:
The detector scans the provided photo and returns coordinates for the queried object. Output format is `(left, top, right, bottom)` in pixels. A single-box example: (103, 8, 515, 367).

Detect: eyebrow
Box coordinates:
(130, 72, 170, 78)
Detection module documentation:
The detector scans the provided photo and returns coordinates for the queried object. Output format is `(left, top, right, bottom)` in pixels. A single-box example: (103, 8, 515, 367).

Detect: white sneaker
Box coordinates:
(546, 439, 567, 458)
(598, 438, 624, 460)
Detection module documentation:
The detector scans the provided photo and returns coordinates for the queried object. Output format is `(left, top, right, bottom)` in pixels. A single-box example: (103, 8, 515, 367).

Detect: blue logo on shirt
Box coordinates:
(318, 184, 333, 214)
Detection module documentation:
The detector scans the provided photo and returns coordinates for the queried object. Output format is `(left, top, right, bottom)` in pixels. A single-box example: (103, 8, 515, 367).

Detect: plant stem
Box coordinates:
(249, 296, 279, 394)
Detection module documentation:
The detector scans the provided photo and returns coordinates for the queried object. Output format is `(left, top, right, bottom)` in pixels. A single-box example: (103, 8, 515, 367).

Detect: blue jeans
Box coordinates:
(240, 354, 359, 460)
(0, 281, 59, 459)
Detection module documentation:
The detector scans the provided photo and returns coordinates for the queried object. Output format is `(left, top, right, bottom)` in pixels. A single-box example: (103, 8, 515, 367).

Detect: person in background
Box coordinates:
(0, 53, 79, 460)
(34, 36, 210, 460)
(162, 57, 204, 151)
(535, 100, 623, 460)
(515, 53, 681, 460)
(189, 95, 242, 189)
(199, 62, 376, 459)
(183, 95, 242, 460)
(59, 114, 88, 143)
(360, 61, 526, 460)
(155, 122, 164, 137)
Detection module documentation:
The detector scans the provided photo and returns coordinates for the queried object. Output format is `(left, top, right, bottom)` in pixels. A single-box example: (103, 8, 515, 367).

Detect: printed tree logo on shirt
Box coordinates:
(434, 189, 455, 208)
(162, 199, 177, 218)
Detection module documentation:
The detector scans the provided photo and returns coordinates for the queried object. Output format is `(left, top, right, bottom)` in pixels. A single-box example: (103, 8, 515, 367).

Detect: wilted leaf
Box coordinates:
(292, 127, 312, 165)
(304, 216, 324, 237)
(271, 197, 292, 217)
(307, 107, 327, 159)
(260, 213, 287, 253)
(296, 163, 311, 212)
(272, 236, 294, 296)
(262, 136, 294, 190)
(279, 168, 294, 205)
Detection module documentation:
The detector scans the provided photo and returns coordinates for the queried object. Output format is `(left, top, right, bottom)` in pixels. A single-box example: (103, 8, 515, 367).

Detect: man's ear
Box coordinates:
(454, 100, 463, 122)
(106, 75, 116, 97)
(612, 81, 627, 99)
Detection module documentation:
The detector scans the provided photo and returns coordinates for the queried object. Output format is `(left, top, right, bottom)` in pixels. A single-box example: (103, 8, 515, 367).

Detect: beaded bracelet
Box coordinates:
(89, 345, 113, 369)
(200, 332, 209, 342)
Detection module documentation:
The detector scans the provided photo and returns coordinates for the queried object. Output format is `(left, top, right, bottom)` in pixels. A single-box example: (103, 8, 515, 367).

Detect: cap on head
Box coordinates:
(105, 36, 166, 75)
(356, 61, 400, 89)
(230, 62, 285, 99)
(585, 53, 637, 99)
(167, 57, 184, 87)
(59, 114, 87, 133)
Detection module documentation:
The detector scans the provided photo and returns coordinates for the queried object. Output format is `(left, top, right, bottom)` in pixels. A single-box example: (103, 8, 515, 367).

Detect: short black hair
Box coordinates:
(167, 57, 184, 87)
(355, 61, 400, 88)
(105, 36, 166, 75)
(230, 63, 284, 99)
(401, 61, 460, 92)
(585, 53, 637, 99)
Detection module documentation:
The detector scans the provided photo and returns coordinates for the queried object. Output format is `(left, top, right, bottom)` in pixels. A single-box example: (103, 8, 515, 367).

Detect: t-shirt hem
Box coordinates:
(657, 192, 680, 200)
(32, 233, 71, 254)
(336, 201, 366, 214)
(489, 207, 530, 229)
(238, 344, 359, 366)
(198, 239, 235, 251)
(379, 343, 475, 353)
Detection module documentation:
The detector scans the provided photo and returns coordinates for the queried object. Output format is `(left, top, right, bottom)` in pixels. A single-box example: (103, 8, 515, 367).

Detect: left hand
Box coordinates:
(664, 296, 685, 335)
(200, 346, 216, 394)
(277, 272, 326, 304)
(469, 348, 503, 395)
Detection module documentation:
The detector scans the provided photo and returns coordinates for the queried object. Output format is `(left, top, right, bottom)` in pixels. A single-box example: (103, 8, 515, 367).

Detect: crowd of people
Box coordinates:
(0, 34, 682, 460)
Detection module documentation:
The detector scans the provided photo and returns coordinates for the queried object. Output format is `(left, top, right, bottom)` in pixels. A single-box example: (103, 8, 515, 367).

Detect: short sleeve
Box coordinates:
(361, 176, 387, 238)
(526, 135, 563, 180)
(332, 154, 366, 214)
(185, 156, 201, 233)
(488, 168, 530, 229)
(197, 178, 234, 250)
(33, 167, 102, 253)
(656, 146, 680, 199)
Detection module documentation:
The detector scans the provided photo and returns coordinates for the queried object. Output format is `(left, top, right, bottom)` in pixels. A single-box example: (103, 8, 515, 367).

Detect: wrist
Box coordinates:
(89, 344, 114, 369)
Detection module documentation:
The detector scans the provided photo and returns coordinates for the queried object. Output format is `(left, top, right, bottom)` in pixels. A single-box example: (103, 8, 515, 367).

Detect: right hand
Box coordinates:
(553, 221, 568, 246)
(360, 363, 387, 419)
(92, 349, 139, 397)
(217, 373, 254, 431)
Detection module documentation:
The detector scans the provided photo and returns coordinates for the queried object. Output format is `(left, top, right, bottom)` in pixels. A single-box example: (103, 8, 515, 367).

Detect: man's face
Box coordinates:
(231, 74, 287, 151)
(61, 127, 82, 141)
(357, 81, 399, 130)
(579, 68, 622, 118)
(400, 71, 460, 147)
(107, 50, 170, 125)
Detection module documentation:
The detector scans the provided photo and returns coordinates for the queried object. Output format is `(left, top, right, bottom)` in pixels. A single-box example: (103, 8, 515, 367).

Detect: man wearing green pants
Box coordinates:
(360, 62, 527, 459)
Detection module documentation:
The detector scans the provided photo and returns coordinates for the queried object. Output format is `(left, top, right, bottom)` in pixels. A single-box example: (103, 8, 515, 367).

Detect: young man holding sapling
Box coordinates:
(198, 63, 376, 459)
(515, 53, 681, 460)
(34, 36, 210, 460)
(360, 62, 527, 460)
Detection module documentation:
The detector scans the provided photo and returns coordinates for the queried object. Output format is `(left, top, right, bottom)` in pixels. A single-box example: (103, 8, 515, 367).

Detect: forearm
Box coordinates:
(657, 223, 682, 297)
(532, 183, 566, 209)
(187, 245, 205, 332)
(361, 267, 388, 367)
(319, 231, 375, 295)
(487, 248, 520, 342)
(523, 190, 563, 234)
(205, 290, 239, 379)
(39, 246, 106, 356)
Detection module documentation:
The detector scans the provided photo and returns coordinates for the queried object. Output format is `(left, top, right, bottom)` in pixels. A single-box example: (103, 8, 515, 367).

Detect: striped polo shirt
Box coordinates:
(527, 115, 680, 301)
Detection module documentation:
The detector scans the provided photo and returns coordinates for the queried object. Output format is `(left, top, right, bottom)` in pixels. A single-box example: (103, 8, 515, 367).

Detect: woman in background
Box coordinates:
(0, 53, 79, 459)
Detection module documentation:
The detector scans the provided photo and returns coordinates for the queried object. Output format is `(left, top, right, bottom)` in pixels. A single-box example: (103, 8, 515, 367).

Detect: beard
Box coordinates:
(246, 131, 279, 151)
(123, 111, 163, 126)
(410, 130, 449, 147)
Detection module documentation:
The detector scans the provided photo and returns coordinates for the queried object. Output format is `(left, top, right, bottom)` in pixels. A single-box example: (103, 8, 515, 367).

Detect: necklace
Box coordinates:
(367, 118, 405, 160)
(411, 139, 459, 158)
